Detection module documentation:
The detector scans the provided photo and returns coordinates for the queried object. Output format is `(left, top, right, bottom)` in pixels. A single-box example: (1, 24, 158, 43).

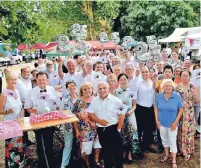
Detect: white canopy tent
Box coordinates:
(158, 27, 201, 43)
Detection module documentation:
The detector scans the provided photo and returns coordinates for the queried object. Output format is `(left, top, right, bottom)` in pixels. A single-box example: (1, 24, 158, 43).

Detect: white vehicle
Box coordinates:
(0, 57, 11, 67)
(11, 49, 23, 63)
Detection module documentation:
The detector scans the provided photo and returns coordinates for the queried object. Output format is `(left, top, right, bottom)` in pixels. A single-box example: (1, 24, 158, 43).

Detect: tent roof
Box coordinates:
(158, 27, 201, 43)
(186, 33, 201, 40)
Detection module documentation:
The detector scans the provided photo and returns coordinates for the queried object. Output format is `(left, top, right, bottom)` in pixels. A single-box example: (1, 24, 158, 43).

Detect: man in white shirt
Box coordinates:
(88, 82, 125, 168)
(24, 72, 60, 168)
(16, 67, 33, 146)
(37, 58, 46, 72)
(58, 57, 87, 97)
(124, 63, 141, 91)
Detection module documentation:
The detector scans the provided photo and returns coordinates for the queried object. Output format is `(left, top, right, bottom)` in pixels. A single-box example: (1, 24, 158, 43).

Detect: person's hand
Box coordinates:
(99, 119, 108, 126)
(156, 120, 160, 129)
(31, 109, 38, 114)
(7, 109, 14, 114)
(58, 57, 63, 64)
(75, 131, 80, 139)
(170, 121, 177, 131)
(125, 110, 133, 117)
(191, 85, 198, 97)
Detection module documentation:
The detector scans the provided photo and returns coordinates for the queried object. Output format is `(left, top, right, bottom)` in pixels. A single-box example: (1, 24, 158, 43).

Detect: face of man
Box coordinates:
(85, 62, 93, 74)
(163, 68, 173, 79)
(156, 63, 163, 72)
(37, 74, 48, 89)
(98, 83, 109, 99)
(22, 68, 30, 80)
(67, 61, 76, 74)
(47, 64, 53, 72)
(112, 58, 120, 66)
(76, 56, 81, 65)
(125, 65, 134, 79)
(184, 60, 191, 70)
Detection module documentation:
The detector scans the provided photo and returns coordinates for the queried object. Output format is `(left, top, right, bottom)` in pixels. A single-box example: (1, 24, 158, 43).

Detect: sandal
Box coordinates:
(160, 155, 169, 163)
(172, 162, 178, 168)
(184, 155, 190, 161)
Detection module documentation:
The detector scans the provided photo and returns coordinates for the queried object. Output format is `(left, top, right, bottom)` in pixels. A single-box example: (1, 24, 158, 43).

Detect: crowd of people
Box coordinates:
(0, 48, 200, 168)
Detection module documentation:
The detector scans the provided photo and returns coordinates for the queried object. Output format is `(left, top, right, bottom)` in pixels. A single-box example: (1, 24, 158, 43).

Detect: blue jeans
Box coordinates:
(61, 131, 73, 167)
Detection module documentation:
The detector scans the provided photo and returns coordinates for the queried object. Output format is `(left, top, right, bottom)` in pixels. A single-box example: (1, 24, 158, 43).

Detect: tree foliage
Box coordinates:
(0, 0, 200, 46)
(121, 0, 200, 41)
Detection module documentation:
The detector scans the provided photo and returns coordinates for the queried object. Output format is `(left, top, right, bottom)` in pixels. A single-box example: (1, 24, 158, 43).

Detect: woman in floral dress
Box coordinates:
(115, 73, 141, 164)
(71, 82, 102, 168)
(0, 72, 25, 168)
(175, 70, 199, 161)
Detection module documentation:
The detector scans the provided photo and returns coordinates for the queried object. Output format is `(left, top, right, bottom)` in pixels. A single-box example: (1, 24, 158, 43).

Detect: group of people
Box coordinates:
(0, 48, 200, 168)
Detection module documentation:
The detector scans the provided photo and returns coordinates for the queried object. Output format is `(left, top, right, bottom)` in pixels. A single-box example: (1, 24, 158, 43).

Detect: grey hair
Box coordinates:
(161, 79, 175, 89)
(124, 63, 134, 70)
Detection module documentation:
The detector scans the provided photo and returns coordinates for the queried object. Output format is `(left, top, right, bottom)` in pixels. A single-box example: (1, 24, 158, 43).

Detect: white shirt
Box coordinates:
(87, 94, 123, 127)
(3, 89, 22, 120)
(128, 76, 141, 91)
(37, 64, 46, 72)
(45, 70, 60, 88)
(62, 72, 84, 97)
(16, 77, 32, 102)
(24, 86, 60, 114)
(137, 79, 155, 108)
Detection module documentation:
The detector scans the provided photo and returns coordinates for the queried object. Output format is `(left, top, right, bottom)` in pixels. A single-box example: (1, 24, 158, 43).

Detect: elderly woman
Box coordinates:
(112, 65, 123, 79)
(175, 70, 199, 161)
(60, 81, 78, 168)
(0, 72, 25, 167)
(71, 82, 102, 168)
(155, 79, 183, 168)
(115, 73, 140, 163)
(106, 74, 118, 95)
(173, 66, 182, 85)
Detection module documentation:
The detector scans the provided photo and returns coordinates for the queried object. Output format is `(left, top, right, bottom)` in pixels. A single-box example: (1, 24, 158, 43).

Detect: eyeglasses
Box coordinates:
(181, 75, 189, 78)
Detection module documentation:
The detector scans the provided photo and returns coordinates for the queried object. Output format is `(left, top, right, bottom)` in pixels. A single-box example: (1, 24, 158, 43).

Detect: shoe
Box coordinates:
(145, 147, 158, 153)
(127, 159, 134, 165)
(157, 146, 164, 153)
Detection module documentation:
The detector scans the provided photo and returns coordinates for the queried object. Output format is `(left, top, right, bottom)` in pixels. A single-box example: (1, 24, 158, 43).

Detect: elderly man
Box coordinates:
(111, 56, 121, 67)
(58, 57, 87, 97)
(16, 67, 33, 146)
(25, 72, 60, 168)
(124, 63, 141, 91)
(88, 82, 125, 168)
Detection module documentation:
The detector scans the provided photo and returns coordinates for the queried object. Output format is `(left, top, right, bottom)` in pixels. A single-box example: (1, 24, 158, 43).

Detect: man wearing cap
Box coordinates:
(44, 61, 61, 89)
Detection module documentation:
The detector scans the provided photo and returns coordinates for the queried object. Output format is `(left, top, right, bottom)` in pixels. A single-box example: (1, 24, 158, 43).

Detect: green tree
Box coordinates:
(121, 1, 200, 41)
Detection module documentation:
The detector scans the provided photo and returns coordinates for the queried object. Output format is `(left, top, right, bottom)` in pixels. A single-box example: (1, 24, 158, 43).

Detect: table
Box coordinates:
(18, 110, 79, 132)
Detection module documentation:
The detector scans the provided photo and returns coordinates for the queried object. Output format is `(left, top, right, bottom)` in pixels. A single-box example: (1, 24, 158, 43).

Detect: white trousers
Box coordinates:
(159, 126, 178, 153)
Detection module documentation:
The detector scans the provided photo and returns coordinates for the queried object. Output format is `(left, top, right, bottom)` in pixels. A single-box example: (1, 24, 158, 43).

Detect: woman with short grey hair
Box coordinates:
(155, 79, 183, 168)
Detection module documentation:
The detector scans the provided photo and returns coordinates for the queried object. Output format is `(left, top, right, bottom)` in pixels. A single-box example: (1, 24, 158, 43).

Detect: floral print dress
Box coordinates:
(115, 87, 141, 156)
(3, 89, 25, 168)
(176, 84, 196, 156)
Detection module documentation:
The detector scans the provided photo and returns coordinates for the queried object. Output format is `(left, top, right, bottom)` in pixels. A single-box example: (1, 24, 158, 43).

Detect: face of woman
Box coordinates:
(163, 82, 173, 94)
(119, 75, 128, 88)
(174, 68, 182, 77)
(67, 83, 76, 93)
(7, 76, 18, 88)
(181, 71, 190, 83)
(149, 69, 154, 79)
(107, 78, 116, 89)
(142, 68, 149, 80)
(114, 68, 122, 77)
(95, 64, 104, 73)
(172, 52, 178, 61)
(82, 86, 92, 97)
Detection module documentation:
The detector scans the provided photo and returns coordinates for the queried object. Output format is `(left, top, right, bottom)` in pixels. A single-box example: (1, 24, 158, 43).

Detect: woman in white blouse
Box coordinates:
(0, 72, 25, 167)
(115, 73, 140, 164)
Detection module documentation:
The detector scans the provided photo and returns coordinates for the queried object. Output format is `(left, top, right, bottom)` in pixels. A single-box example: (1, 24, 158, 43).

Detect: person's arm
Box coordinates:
(88, 113, 108, 126)
(117, 114, 125, 131)
(58, 57, 64, 80)
(25, 108, 38, 114)
(72, 122, 80, 138)
(0, 109, 14, 115)
(192, 85, 199, 104)
(154, 106, 160, 129)
(126, 99, 136, 116)
(170, 108, 183, 131)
